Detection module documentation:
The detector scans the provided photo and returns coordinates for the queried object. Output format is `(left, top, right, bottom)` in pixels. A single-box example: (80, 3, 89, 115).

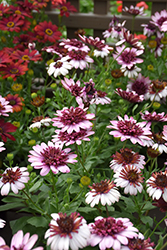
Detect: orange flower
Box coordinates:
(134, 34, 147, 40)
(5, 94, 24, 112)
(31, 96, 45, 107)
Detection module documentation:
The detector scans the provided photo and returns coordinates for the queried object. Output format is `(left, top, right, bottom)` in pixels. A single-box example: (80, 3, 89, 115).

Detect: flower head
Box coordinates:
(0, 61, 28, 81)
(110, 148, 145, 172)
(114, 165, 144, 195)
(45, 212, 90, 250)
(5, 94, 24, 112)
(52, 97, 95, 134)
(28, 141, 77, 176)
(140, 111, 167, 122)
(0, 119, 17, 142)
(0, 219, 5, 228)
(153, 197, 167, 212)
(0, 16, 24, 32)
(53, 0, 77, 17)
(67, 50, 94, 70)
(107, 115, 153, 146)
(61, 77, 83, 97)
(0, 95, 13, 116)
(10, 230, 43, 250)
(0, 167, 29, 196)
(123, 5, 146, 16)
(115, 88, 144, 103)
(85, 179, 120, 207)
(151, 9, 167, 31)
(60, 38, 89, 52)
(146, 171, 167, 202)
(88, 216, 138, 250)
(47, 56, 72, 78)
(11, 83, 23, 92)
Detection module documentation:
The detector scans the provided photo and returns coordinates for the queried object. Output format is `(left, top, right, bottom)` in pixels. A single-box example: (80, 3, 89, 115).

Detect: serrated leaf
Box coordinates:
(27, 216, 48, 228)
(29, 179, 43, 193)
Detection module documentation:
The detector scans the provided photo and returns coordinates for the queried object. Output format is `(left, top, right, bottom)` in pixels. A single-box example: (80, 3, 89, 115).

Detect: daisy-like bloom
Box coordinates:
(31, 96, 45, 107)
(45, 212, 90, 250)
(10, 5, 32, 19)
(29, 116, 52, 130)
(54, 0, 77, 17)
(28, 141, 77, 176)
(90, 90, 111, 105)
(61, 77, 83, 97)
(151, 131, 167, 154)
(11, 83, 23, 92)
(110, 148, 145, 173)
(120, 233, 154, 250)
(116, 30, 144, 50)
(123, 5, 146, 16)
(153, 197, 167, 212)
(34, 21, 62, 43)
(47, 56, 73, 78)
(113, 45, 143, 69)
(0, 142, 6, 152)
(5, 94, 24, 113)
(103, 17, 126, 39)
(120, 65, 141, 78)
(145, 80, 167, 102)
(0, 62, 28, 81)
(52, 97, 95, 134)
(0, 219, 5, 228)
(0, 3, 10, 16)
(140, 111, 167, 122)
(146, 170, 167, 202)
(0, 16, 24, 32)
(0, 95, 13, 116)
(0, 166, 29, 196)
(141, 22, 156, 37)
(52, 127, 95, 146)
(107, 115, 153, 146)
(85, 179, 120, 207)
(161, 20, 167, 32)
(78, 35, 113, 58)
(0, 119, 17, 142)
(10, 230, 43, 250)
(151, 10, 167, 31)
(59, 38, 90, 52)
(0, 51, 11, 67)
(11, 49, 42, 63)
(88, 216, 138, 250)
(114, 165, 144, 195)
(68, 50, 94, 70)
(115, 88, 144, 103)
(127, 73, 151, 97)
(32, 0, 49, 9)
(111, 69, 124, 78)
(0, 236, 10, 250)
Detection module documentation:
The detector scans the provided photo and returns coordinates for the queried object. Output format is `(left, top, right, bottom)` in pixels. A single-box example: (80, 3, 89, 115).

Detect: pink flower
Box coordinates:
(151, 10, 167, 31)
(0, 95, 13, 116)
(0, 167, 29, 196)
(123, 5, 146, 16)
(67, 50, 94, 70)
(115, 88, 144, 103)
(161, 20, 167, 32)
(127, 74, 151, 97)
(0, 236, 10, 250)
(113, 45, 143, 69)
(140, 111, 167, 122)
(107, 115, 153, 146)
(10, 230, 43, 250)
(88, 216, 138, 250)
(59, 38, 90, 52)
(61, 77, 84, 97)
(28, 141, 77, 176)
(52, 97, 95, 134)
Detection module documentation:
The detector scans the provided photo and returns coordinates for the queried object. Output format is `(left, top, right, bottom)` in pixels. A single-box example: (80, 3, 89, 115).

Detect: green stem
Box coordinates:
(75, 143, 89, 173)
(148, 214, 167, 238)
(50, 171, 59, 210)
(105, 204, 109, 217)
(22, 190, 51, 219)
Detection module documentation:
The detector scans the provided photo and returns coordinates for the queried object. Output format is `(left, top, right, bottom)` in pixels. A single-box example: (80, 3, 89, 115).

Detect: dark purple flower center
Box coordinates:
(41, 147, 68, 167)
(117, 120, 143, 137)
(1, 168, 21, 184)
(121, 50, 136, 64)
(91, 180, 115, 194)
(155, 174, 167, 188)
(123, 169, 140, 182)
(153, 133, 165, 144)
(132, 80, 149, 95)
(113, 148, 140, 166)
(57, 215, 74, 233)
(157, 17, 167, 26)
(60, 107, 87, 126)
(91, 217, 127, 237)
(58, 129, 88, 142)
(127, 237, 154, 249)
(68, 50, 87, 60)
(70, 85, 83, 97)
(54, 61, 63, 68)
(66, 39, 84, 48)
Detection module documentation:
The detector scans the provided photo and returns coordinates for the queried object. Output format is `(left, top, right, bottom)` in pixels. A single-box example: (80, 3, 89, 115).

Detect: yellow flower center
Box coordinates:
(61, 6, 68, 12)
(15, 10, 21, 15)
(10, 68, 19, 74)
(161, 37, 167, 44)
(148, 40, 157, 48)
(7, 22, 15, 27)
(45, 28, 53, 36)
(22, 55, 30, 61)
(12, 83, 23, 92)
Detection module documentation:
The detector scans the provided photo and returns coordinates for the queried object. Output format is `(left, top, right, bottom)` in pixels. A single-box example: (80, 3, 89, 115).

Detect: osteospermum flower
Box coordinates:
(0, 236, 9, 250)
(113, 45, 143, 69)
(11, 49, 42, 63)
(123, 5, 146, 16)
(34, 21, 62, 43)
(110, 148, 145, 172)
(141, 22, 156, 37)
(85, 179, 120, 207)
(90, 90, 111, 105)
(45, 212, 90, 250)
(115, 88, 144, 103)
(107, 115, 153, 146)
(0, 167, 29, 196)
(146, 171, 167, 202)
(145, 80, 167, 102)
(140, 111, 167, 122)
(52, 97, 95, 134)
(10, 230, 43, 250)
(0, 219, 5, 228)
(120, 65, 141, 78)
(29, 117, 52, 130)
(88, 216, 138, 250)
(114, 165, 144, 195)
(5, 94, 24, 113)
(0, 142, 6, 152)
(151, 132, 167, 154)
(0, 61, 28, 81)
(103, 18, 126, 39)
(61, 77, 83, 97)
(0, 95, 13, 116)
(60, 38, 90, 52)
(68, 50, 94, 70)
(47, 56, 73, 78)
(0, 16, 24, 32)
(52, 128, 95, 146)
(153, 197, 167, 212)
(28, 141, 77, 176)
(151, 9, 167, 31)
(116, 30, 144, 50)
(0, 119, 17, 142)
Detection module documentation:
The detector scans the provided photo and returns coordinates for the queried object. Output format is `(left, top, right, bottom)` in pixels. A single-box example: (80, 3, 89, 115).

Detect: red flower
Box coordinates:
(13, 34, 36, 46)
(11, 49, 42, 63)
(56, 0, 77, 17)
(5, 94, 24, 113)
(136, 1, 148, 10)
(17, 0, 39, 12)
(0, 61, 28, 81)
(32, 0, 50, 9)
(10, 5, 32, 19)
(0, 16, 24, 32)
(134, 33, 147, 40)
(117, 5, 122, 13)
(0, 3, 11, 17)
(0, 51, 12, 67)
(34, 21, 62, 43)
(0, 119, 17, 142)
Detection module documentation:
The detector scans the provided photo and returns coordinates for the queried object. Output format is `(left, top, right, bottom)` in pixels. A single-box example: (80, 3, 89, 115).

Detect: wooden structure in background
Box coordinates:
(45, 0, 167, 38)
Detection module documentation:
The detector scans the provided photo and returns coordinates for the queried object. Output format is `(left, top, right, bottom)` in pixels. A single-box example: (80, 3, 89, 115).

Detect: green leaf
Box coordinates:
(2, 196, 22, 203)
(27, 216, 49, 228)
(29, 179, 43, 193)
(10, 216, 31, 234)
(141, 215, 153, 227)
(0, 202, 24, 212)
(78, 206, 97, 213)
